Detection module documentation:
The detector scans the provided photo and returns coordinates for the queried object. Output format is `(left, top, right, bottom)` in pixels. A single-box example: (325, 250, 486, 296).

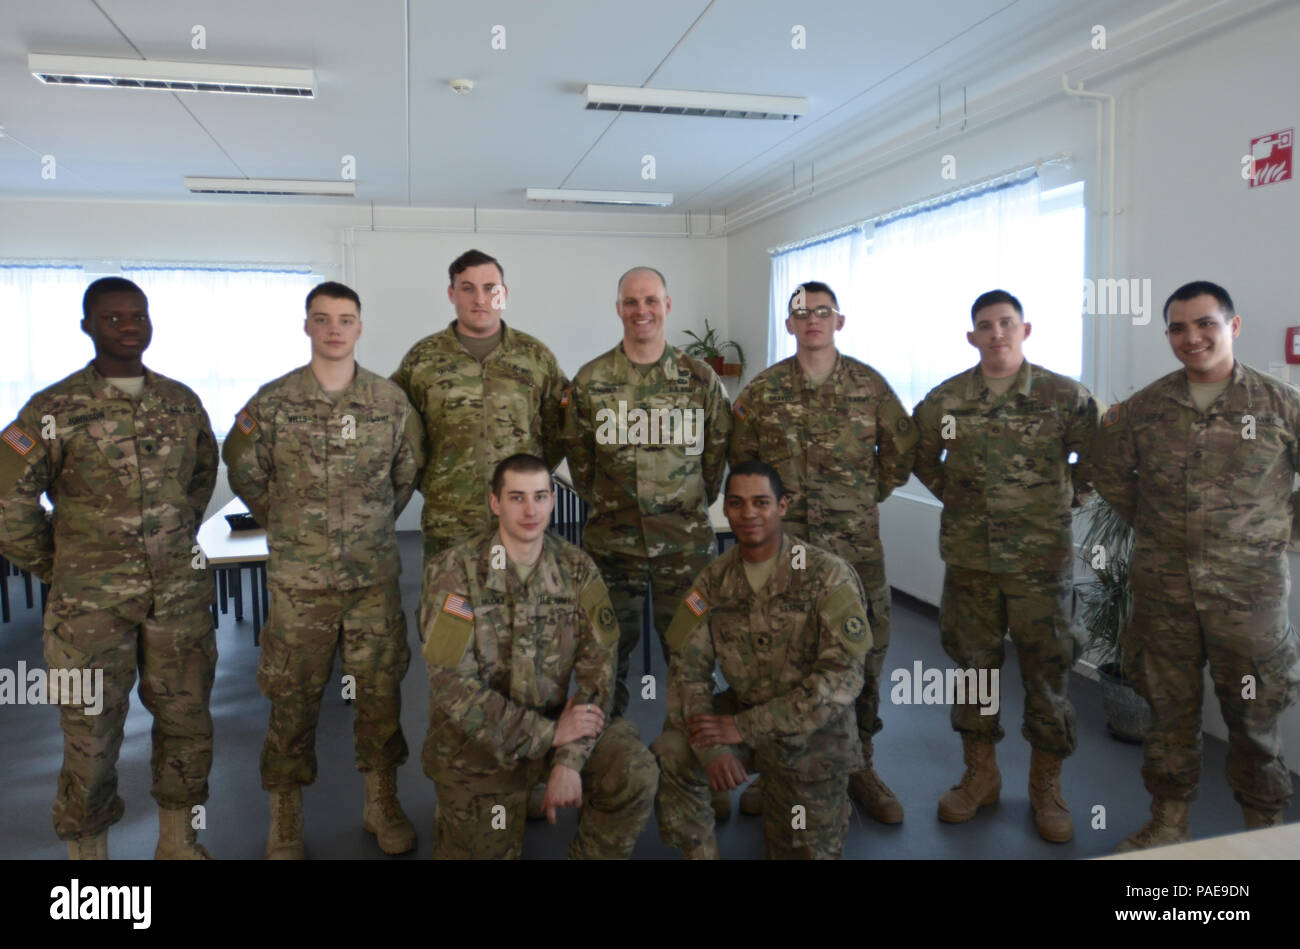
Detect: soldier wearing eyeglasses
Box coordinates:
(728, 281, 916, 824)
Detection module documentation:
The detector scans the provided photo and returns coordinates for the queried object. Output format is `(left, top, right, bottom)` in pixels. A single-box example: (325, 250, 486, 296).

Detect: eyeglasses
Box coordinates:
(789, 306, 841, 321)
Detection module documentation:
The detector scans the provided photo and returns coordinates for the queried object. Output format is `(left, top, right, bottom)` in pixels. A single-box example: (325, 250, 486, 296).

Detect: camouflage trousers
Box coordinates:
(427, 717, 658, 859)
(939, 565, 1079, 755)
(257, 580, 411, 789)
(42, 593, 216, 840)
(850, 563, 892, 748)
(1122, 596, 1300, 810)
(588, 544, 713, 717)
(653, 722, 851, 860)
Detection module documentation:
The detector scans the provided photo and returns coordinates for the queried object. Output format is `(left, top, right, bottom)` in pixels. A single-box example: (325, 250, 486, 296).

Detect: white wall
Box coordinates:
(724, 0, 1300, 767)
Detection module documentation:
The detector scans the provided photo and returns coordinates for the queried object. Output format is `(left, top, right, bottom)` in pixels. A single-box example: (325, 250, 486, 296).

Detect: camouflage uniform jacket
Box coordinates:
(223, 364, 424, 591)
(564, 343, 731, 558)
(0, 362, 217, 613)
(1091, 361, 1300, 610)
(728, 351, 917, 575)
(913, 360, 1099, 574)
(391, 321, 567, 550)
(665, 532, 871, 779)
(421, 529, 620, 775)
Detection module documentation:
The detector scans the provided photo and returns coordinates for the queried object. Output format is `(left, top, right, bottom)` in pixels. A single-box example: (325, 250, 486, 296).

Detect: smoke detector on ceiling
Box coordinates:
(450, 78, 474, 95)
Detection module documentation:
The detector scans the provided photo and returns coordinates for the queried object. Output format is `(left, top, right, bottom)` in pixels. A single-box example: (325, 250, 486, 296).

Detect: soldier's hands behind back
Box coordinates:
(543, 764, 583, 824)
(705, 753, 749, 793)
(553, 693, 605, 747)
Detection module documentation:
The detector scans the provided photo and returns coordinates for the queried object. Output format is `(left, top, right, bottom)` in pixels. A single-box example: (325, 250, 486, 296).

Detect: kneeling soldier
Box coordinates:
(421, 453, 658, 859)
(653, 459, 872, 859)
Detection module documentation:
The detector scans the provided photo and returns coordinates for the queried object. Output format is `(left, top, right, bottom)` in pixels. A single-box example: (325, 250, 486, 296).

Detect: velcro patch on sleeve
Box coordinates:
(823, 583, 872, 657)
(1101, 404, 1120, 428)
(2, 424, 36, 456)
(665, 592, 708, 655)
(684, 588, 708, 617)
(560, 388, 571, 407)
(733, 400, 749, 420)
(422, 593, 476, 668)
(236, 409, 258, 436)
(579, 575, 619, 648)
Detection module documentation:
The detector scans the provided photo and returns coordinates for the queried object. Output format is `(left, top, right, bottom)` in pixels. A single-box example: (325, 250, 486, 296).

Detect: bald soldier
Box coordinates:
(913, 289, 1099, 843)
(563, 266, 732, 722)
(729, 280, 916, 822)
(224, 281, 425, 859)
(1092, 280, 1300, 850)
(0, 277, 218, 859)
(653, 460, 871, 859)
(392, 249, 568, 562)
(420, 454, 657, 859)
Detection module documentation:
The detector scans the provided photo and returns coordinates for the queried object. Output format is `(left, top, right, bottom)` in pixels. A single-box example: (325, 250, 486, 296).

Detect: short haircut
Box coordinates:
(617, 266, 668, 297)
(491, 453, 553, 497)
(82, 277, 145, 319)
(1162, 280, 1235, 325)
(971, 289, 1023, 323)
(449, 249, 504, 286)
(305, 280, 361, 315)
(788, 281, 838, 311)
(725, 459, 787, 500)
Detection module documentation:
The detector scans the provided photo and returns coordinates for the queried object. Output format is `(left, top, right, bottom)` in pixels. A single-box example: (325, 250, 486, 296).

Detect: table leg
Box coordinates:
(250, 566, 263, 646)
(22, 570, 34, 609)
(218, 568, 229, 615)
(232, 568, 244, 621)
(211, 573, 219, 629)
(641, 594, 652, 675)
(0, 557, 10, 624)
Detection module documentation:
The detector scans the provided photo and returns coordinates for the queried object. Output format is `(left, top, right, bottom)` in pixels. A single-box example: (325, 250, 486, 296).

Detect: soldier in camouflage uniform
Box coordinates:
(729, 280, 916, 823)
(391, 249, 568, 562)
(0, 277, 218, 860)
(223, 281, 425, 859)
(912, 290, 1099, 843)
(1092, 280, 1300, 851)
(563, 266, 732, 722)
(653, 460, 871, 859)
(421, 454, 657, 858)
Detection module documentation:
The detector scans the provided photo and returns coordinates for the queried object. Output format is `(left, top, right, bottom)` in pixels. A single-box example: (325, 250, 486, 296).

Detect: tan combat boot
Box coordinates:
(1027, 748, 1073, 842)
(526, 781, 547, 821)
(155, 806, 212, 859)
(739, 776, 763, 816)
(682, 835, 721, 860)
(711, 790, 732, 822)
(937, 736, 1001, 822)
(1115, 798, 1190, 852)
(1242, 804, 1284, 829)
(267, 787, 306, 860)
(849, 742, 904, 824)
(68, 832, 108, 860)
(362, 769, 416, 854)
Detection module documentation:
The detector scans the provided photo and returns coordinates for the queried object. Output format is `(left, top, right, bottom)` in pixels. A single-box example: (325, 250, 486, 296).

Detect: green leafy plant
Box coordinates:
(682, 320, 745, 377)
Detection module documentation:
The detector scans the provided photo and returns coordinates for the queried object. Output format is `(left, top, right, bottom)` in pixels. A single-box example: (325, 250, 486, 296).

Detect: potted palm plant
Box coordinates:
(682, 320, 745, 378)
(1077, 496, 1152, 743)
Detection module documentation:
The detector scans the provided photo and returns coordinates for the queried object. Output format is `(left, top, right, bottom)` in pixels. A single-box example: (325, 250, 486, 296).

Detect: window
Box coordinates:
(1, 264, 318, 435)
(769, 174, 1086, 411)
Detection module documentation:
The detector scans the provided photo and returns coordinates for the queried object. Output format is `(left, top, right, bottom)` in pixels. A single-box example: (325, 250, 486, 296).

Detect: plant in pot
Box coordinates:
(1077, 495, 1153, 743)
(682, 320, 745, 378)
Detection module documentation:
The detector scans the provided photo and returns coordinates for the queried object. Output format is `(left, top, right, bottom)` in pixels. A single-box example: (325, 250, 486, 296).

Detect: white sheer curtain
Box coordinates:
(0, 265, 88, 425)
(123, 266, 318, 434)
(768, 175, 1086, 410)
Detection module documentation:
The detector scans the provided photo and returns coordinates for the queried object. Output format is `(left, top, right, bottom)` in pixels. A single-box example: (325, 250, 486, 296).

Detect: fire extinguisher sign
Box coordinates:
(1248, 128, 1293, 188)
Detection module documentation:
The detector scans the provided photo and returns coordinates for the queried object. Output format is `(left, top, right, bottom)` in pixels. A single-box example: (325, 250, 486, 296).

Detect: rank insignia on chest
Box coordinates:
(1, 424, 36, 456)
(844, 615, 867, 642)
(441, 592, 474, 620)
(733, 401, 749, 420)
(236, 410, 258, 435)
(685, 589, 709, 617)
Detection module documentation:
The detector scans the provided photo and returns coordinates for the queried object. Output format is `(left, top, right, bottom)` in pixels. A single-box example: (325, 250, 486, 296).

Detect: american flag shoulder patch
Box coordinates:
(560, 388, 571, 407)
(236, 409, 258, 435)
(685, 589, 708, 617)
(1, 424, 36, 456)
(441, 592, 474, 620)
(733, 400, 748, 420)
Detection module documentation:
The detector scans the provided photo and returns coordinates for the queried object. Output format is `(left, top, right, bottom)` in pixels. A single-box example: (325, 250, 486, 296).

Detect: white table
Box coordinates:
(197, 498, 269, 641)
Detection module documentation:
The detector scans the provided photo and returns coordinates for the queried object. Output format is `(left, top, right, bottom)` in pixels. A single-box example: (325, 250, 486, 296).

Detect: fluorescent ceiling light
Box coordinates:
(185, 177, 353, 196)
(526, 188, 673, 207)
(29, 54, 314, 98)
(583, 84, 806, 120)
